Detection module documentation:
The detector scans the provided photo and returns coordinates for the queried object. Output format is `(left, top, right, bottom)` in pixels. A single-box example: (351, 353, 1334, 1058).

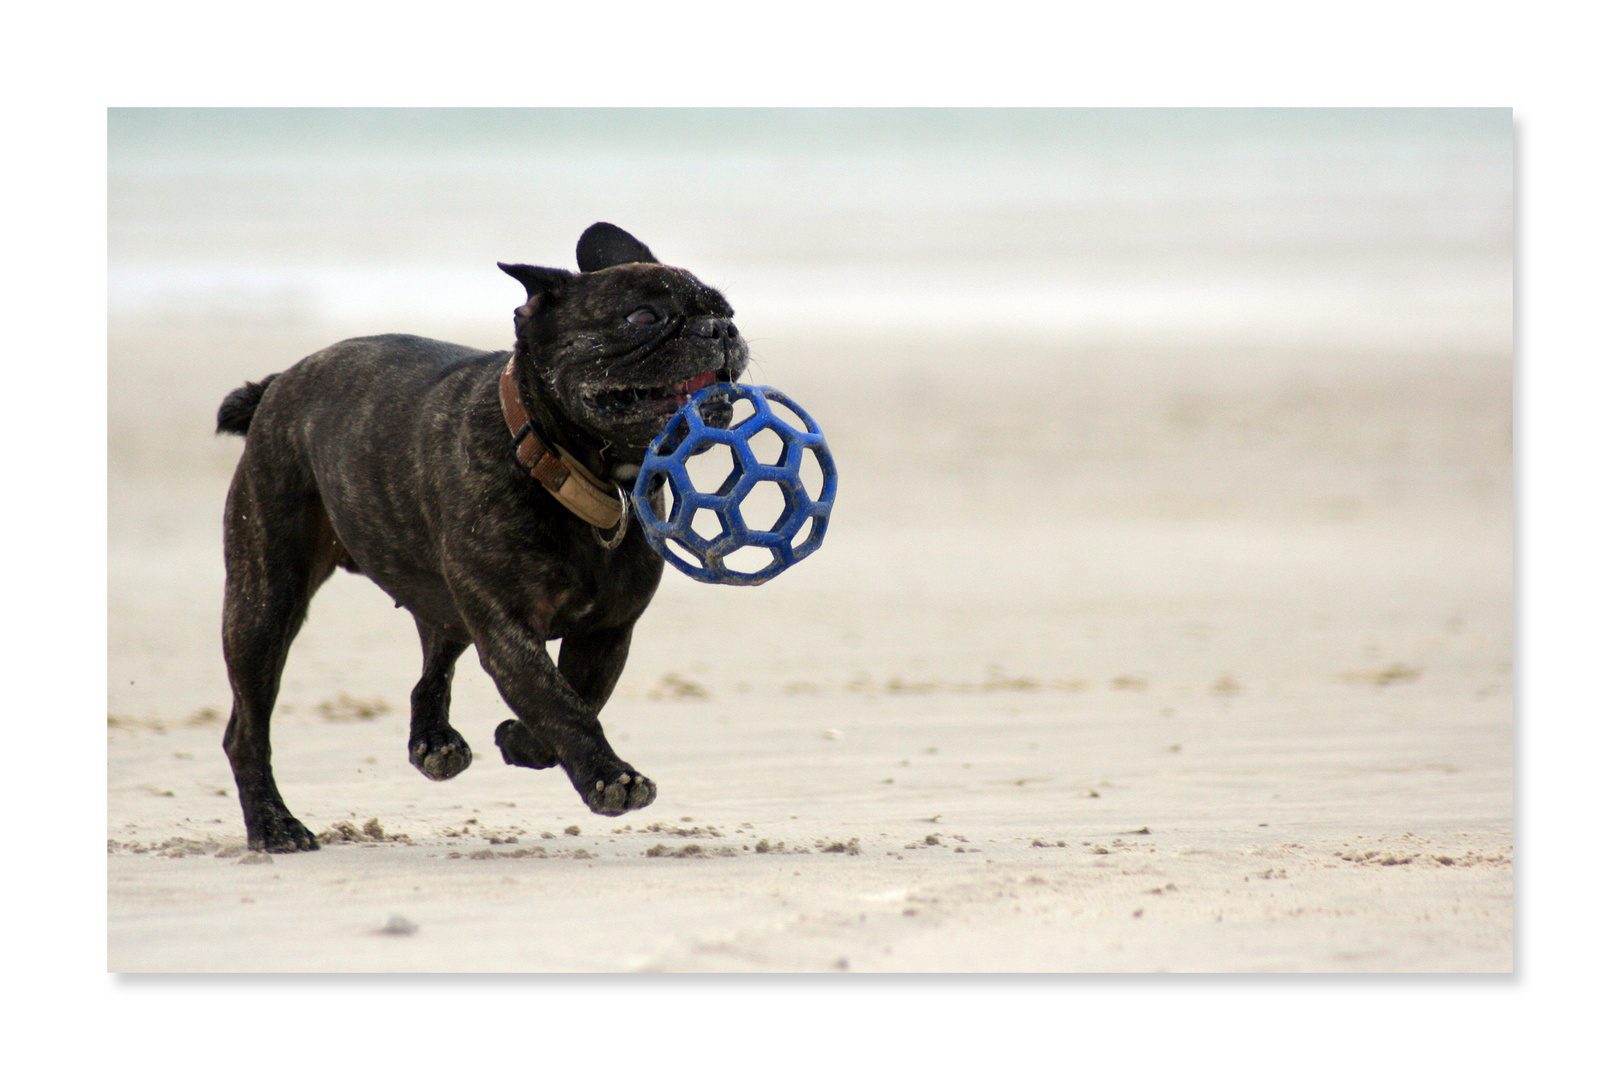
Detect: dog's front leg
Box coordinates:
(493, 626, 630, 775)
(473, 619, 655, 816)
(556, 626, 634, 713)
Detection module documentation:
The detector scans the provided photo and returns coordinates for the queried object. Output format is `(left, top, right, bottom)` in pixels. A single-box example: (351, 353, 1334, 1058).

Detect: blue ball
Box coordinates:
(631, 384, 837, 585)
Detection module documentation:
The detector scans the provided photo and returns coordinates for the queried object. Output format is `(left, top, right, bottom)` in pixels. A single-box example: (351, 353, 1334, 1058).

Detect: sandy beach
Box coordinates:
(108, 318, 1511, 972)
(107, 110, 1512, 972)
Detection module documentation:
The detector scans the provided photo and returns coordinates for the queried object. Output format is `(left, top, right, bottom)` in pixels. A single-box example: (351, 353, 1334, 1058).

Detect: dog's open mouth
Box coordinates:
(596, 370, 721, 416)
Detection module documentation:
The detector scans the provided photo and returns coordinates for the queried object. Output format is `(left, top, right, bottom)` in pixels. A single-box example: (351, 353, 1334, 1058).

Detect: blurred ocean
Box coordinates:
(108, 108, 1511, 356)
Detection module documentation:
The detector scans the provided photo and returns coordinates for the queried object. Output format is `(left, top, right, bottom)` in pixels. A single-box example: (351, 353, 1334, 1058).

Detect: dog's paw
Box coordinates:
(246, 808, 319, 853)
(494, 719, 560, 770)
(410, 727, 473, 781)
(580, 766, 657, 817)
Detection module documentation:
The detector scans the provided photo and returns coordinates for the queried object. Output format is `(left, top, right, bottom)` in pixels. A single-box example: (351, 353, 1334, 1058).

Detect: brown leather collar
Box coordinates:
(498, 356, 625, 532)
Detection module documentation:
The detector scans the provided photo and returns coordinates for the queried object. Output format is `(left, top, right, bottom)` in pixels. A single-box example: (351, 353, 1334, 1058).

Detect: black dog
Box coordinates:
(215, 223, 748, 852)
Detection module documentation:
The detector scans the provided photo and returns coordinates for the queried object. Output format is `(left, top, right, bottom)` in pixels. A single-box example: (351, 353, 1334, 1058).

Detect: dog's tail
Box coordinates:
(216, 374, 279, 436)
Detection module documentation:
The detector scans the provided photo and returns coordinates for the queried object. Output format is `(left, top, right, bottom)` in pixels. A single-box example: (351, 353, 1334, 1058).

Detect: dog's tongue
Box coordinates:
(673, 371, 719, 397)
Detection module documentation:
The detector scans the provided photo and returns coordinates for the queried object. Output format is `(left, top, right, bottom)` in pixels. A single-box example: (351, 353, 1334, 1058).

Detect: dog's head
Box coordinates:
(500, 223, 749, 478)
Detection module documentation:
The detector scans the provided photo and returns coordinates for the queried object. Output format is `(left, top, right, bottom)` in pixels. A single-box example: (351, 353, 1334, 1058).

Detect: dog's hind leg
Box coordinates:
(221, 470, 344, 853)
(407, 619, 474, 780)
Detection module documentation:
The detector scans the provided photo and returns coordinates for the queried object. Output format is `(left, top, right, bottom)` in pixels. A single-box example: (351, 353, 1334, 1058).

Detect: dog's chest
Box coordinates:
(539, 543, 661, 640)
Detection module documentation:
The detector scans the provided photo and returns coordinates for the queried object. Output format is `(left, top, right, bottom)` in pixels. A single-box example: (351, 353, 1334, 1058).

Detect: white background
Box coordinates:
(6, 2, 1614, 1076)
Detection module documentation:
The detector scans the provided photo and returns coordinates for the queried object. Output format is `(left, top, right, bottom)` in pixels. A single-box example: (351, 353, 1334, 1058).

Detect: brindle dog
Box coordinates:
(215, 223, 747, 852)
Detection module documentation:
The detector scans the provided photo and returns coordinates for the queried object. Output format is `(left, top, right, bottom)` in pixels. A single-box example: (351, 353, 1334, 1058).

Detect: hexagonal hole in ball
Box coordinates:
(798, 447, 826, 501)
(690, 507, 724, 543)
(727, 395, 757, 428)
(748, 426, 788, 468)
(682, 441, 743, 497)
(653, 415, 691, 457)
(663, 537, 703, 569)
(790, 516, 815, 550)
(738, 478, 790, 534)
(722, 544, 777, 576)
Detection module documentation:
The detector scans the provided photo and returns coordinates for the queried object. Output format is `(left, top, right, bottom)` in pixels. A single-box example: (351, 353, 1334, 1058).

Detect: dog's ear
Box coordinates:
(576, 222, 658, 272)
(498, 263, 574, 333)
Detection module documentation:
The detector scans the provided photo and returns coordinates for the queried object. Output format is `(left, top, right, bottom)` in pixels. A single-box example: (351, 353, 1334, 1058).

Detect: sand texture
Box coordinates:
(108, 315, 1511, 973)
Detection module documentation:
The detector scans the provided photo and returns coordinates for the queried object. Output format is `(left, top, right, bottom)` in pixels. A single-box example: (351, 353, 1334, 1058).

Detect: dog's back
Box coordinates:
(216, 334, 495, 442)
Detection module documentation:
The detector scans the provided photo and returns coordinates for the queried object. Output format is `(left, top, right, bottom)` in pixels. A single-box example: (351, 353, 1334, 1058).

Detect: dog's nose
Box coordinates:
(690, 316, 733, 340)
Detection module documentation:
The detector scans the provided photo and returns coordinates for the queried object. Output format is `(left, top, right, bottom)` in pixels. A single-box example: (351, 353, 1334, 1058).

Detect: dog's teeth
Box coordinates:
(596, 780, 605, 791)
(617, 773, 630, 785)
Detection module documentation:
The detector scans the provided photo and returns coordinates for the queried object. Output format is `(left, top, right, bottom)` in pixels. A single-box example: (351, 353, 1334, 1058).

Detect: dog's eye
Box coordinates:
(625, 308, 661, 327)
